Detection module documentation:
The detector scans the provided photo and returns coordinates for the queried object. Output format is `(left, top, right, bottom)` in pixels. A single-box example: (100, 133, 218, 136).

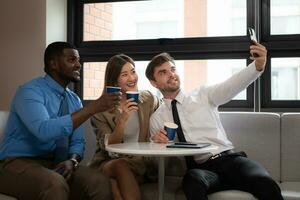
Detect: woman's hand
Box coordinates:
(117, 98, 138, 123)
(108, 98, 139, 145)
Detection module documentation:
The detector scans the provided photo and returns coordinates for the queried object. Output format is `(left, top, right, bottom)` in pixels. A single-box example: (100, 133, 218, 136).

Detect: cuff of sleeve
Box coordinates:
(69, 150, 84, 160)
(149, 135, 155, 143)
(250, 61, 264, 74)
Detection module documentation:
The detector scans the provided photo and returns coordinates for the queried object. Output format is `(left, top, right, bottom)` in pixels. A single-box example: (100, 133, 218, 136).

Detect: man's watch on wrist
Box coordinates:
(70, 158, 79, 168)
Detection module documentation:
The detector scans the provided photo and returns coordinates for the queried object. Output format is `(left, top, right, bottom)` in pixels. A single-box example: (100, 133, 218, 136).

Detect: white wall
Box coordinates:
(46, 0, 67, 45)
(0, 0, 67, 110)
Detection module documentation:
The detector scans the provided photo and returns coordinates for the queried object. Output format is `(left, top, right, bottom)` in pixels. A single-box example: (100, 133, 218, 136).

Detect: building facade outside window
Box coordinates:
(69, 0, 300, 110)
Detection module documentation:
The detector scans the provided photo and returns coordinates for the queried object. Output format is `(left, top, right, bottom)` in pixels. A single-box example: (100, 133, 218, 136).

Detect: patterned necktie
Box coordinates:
(54, 91, 69, 163)
(171, 99, 197, 168)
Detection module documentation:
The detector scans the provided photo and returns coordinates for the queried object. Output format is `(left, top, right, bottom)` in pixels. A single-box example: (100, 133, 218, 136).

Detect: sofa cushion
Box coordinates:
(175, 190, 257, 200)
(141, 112, 282, 200)
(281, 113, 300, 182)
(0, 111, 9, 144)
(0, 194, 17, 200)
(142, 176, 182, 200)
(219, 112, 281, 181)
(0, 111, 18, 200)
(82, 119, 97, 165)
(280, 182, 300, 200)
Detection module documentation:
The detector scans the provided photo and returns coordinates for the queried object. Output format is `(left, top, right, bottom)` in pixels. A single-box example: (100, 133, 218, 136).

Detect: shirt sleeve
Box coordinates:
(68, 98, 85, 158)
(149, 112, 163, 141)
(207, 61, 263, 106)
(14, 87, 73, 143)
(68, 123, 85, 159)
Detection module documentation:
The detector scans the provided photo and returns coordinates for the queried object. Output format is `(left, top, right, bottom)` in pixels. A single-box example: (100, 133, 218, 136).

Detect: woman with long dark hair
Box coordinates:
(90, 54, 159, 200)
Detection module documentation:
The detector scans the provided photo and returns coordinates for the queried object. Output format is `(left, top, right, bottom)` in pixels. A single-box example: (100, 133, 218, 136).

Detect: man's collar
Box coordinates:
(163, 89, 184, 109)
(44, 75, 68, 95)
(174, 90, 184, 104)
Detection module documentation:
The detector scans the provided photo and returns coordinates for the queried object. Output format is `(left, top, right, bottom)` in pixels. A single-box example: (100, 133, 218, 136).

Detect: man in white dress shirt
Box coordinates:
(145, 42, 283, 200)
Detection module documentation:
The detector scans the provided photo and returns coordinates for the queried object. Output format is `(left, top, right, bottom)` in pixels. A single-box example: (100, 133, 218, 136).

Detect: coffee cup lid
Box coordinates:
(106, 86, 121, 89)
(126, 91, 139, 94)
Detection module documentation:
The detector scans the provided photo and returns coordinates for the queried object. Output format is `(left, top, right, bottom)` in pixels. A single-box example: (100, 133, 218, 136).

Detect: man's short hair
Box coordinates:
(145, 52, 175, 81)
(44, 42, 76, 73)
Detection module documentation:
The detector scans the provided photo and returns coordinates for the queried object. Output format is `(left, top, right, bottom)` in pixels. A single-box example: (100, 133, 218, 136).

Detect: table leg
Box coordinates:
(158, 157, 165, 200)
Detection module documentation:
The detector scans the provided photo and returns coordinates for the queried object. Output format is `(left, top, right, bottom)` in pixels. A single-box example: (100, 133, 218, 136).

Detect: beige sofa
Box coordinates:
(139, 112, 300, 200)
(1, 111, 300, 200)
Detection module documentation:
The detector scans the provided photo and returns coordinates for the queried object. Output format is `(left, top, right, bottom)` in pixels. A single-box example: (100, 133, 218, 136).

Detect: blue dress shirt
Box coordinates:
(0, 75, 85, 160)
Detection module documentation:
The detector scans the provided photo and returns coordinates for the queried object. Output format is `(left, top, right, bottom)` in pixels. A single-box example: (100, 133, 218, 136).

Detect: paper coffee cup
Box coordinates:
(164, 122, 178, 142)
(106, 86, 121, 93)
(126, 91, 139, 103)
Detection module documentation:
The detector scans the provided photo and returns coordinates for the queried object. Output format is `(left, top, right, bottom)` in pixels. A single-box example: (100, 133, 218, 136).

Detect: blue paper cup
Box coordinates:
(164, 122, 178, 142)
(106, 86, 121, 94)
(126, 91, 139, 103)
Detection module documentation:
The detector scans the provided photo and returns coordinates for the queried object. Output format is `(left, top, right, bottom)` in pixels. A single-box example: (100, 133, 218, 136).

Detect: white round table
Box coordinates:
(106, 142, 218, 200)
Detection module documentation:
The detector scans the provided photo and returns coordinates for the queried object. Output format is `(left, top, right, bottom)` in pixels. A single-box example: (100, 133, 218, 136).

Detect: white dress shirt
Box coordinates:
(149, 61, 263, 163)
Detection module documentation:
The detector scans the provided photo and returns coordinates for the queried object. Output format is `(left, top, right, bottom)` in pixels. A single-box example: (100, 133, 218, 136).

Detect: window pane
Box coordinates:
(83, 0, 247, 41)
(83, 59, 246, 100)
(271, 0, 300, 35)
(271, 58, 300, 100)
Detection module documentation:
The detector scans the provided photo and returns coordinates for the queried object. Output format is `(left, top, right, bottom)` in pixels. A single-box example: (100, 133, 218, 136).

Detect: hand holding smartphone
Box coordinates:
(248, 27, 259, 57)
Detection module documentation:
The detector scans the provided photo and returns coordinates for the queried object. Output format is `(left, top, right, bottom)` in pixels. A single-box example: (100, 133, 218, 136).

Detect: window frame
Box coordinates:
(67, 0, 300, 111)
(260, 0, 300, 109)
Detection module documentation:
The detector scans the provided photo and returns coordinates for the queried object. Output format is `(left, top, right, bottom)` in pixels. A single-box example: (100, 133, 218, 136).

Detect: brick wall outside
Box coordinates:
(83, 62, 107, 100)
(83, 1, 208, 99)
(83, 3, 112, 100)
(184, 0, 208, 92)
(84, 3, 113, 41)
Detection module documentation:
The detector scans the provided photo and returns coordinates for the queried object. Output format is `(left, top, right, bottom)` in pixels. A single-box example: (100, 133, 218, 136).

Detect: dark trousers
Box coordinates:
(182, 152, 283, 200)
(0, 157, 112, 200)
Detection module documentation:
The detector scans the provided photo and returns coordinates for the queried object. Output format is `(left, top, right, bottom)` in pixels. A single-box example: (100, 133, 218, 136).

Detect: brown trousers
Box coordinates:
(0, 157, 112, 200)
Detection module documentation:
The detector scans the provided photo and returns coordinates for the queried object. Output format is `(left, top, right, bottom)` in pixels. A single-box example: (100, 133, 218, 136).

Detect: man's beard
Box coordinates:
(66, 72, 80, 83)
(60, 73, 80, 84)
(161, 85, 180, 94)
(70, 77, 80, 83)
(163, 78, 180, 93)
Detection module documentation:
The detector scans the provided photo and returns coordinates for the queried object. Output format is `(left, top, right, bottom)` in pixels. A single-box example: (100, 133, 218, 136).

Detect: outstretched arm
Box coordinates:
(71, 92, 121, 129)
(208, 42, 267, 106)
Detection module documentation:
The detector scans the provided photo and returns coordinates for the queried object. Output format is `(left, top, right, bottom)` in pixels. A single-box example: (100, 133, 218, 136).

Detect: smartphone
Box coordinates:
(248, 27, 259, 57)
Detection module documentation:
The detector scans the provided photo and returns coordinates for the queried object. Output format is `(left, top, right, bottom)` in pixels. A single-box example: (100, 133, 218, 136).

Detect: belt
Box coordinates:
(208, 149, 235, 161)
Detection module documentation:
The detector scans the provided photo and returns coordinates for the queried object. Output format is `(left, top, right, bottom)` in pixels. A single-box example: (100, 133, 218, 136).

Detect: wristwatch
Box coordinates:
(70, 158, 79, 169)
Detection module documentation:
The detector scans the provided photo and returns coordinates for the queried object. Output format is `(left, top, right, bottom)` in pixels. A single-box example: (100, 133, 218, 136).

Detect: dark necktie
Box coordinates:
(171, 100, 186, 142)
(54, 91, 69, 163)
(171, 99, 197, 169)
